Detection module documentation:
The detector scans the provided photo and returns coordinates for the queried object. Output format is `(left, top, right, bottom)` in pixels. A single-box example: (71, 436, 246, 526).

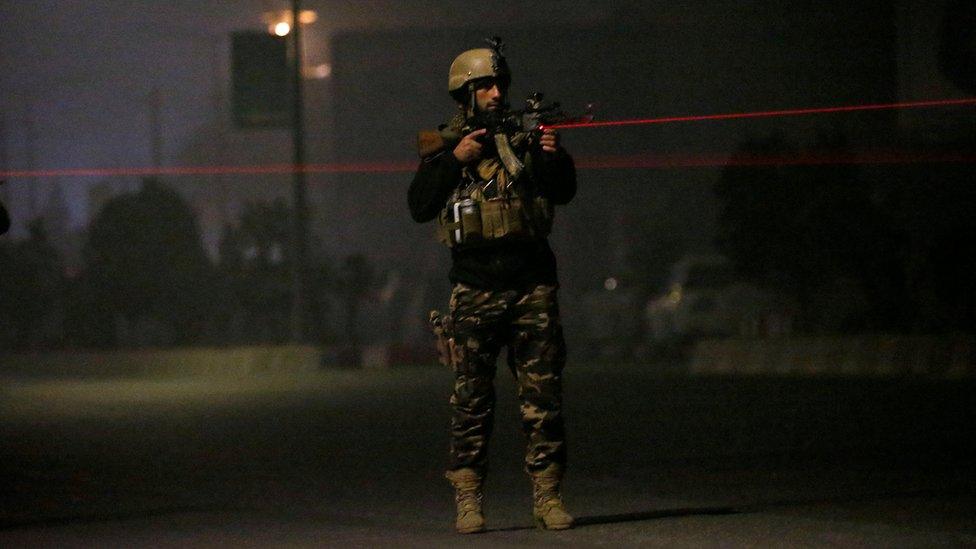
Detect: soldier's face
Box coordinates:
(474, 78, 506, 112)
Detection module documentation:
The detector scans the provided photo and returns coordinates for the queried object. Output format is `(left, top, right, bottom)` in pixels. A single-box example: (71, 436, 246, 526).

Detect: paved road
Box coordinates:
(1, 365, 974, 546)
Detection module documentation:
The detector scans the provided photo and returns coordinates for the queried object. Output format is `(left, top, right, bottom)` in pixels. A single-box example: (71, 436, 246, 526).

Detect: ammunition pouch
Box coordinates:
(437, 195, 553, 248)
(422, 121, 554, 249)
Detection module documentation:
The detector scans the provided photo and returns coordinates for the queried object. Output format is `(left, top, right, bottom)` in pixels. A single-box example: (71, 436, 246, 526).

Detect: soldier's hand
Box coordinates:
(453, 128, 487, 163)
(539, 128, 560, 153)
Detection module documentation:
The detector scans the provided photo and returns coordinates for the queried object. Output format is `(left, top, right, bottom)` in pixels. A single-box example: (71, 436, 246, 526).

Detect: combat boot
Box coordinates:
(530, 464, 574, 530)
(445, 468, 485, 534)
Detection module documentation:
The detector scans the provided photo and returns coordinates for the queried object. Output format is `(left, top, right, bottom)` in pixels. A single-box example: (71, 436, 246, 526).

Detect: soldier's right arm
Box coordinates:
(408, 140, 463, 223)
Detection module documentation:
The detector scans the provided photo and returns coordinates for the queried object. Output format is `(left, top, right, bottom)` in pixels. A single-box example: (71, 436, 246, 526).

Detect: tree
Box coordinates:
(878, 159, 976, 332)
(939, 0, 976, 95)
(715, 130, 976, 334)
(0, 219, 65, 349)
(217, 197, 337, 346)
(714, 133, 896, 333)
(83, 178, 213, 345)
(337, 253, 376, 353)
(217, 199, 293, 343)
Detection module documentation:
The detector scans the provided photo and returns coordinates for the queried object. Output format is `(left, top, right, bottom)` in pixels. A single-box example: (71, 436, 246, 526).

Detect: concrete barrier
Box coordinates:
(0, 342, 440, 378)
(689, 336, 976, 378)
(0, 345, 322, 379)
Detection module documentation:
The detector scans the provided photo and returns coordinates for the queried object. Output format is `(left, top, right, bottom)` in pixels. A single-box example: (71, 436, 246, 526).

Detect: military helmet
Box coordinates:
(448, 46, 511, 100)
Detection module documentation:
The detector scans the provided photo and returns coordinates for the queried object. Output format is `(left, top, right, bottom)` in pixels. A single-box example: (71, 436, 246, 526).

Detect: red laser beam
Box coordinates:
(547, 97, 976, 130)
(575, 150, 976, 170)
(1, 98, 972, 180)
(0, 161, 418, 179)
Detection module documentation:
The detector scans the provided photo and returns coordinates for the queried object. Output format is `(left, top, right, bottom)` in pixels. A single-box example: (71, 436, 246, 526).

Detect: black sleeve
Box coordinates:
(0, 199, 9, 235)
(533, 148, 577, 205)
(408, 151, 463, 223)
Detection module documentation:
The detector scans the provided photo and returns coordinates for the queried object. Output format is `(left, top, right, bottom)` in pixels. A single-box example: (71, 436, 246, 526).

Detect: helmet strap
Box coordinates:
(466, 82, 477, 120)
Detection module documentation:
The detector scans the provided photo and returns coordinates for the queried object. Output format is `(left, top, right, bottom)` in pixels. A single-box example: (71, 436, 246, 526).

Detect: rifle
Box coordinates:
(463, 92, 593, 140)
(417, 94, 593, 178)
(460, 93, 594, 178)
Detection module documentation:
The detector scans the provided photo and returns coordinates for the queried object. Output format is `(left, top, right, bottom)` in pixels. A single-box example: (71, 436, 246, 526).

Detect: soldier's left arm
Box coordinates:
(533, 146, 577, 205)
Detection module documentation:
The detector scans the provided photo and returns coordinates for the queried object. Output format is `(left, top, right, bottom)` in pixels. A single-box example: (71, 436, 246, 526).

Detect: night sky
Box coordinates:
(0, 1, 627, 231)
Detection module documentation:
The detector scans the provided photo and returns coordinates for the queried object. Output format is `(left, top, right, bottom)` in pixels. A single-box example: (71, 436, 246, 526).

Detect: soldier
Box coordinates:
(408, 39, 576, 534)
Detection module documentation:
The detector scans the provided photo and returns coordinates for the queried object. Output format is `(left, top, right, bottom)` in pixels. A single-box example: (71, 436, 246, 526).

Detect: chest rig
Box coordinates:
(435, 130, 554, 249)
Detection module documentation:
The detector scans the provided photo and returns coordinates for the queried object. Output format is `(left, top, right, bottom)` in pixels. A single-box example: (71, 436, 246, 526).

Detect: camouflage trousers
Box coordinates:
(447, 282, 567, 475)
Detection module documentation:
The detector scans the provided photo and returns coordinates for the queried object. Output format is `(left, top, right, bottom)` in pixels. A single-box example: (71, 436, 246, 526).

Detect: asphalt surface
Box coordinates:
(1, 364, 975, 547)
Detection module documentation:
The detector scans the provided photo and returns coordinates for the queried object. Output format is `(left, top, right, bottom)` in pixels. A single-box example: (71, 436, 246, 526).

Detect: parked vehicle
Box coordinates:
(646, 255, 794, 342)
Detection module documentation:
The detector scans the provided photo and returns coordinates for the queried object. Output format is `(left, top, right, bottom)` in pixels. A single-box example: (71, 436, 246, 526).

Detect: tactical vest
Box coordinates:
(420, 127, 554, 249)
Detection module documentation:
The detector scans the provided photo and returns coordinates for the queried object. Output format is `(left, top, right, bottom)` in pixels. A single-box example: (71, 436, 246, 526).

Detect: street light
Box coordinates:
(262, 9, 318, 36)
(273, 22, 291, 37)
(264, 10, 329, 79)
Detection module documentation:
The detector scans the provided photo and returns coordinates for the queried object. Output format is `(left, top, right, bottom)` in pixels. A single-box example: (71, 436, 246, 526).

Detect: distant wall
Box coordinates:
(0, 343, 438, 379)
(690, 336, 976, 377)
(0, 345, 322, 379)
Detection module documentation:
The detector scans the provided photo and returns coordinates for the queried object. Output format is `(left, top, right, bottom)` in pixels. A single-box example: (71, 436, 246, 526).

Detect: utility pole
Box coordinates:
(289, 0, 310, 343)
(210, 36, 230, 227)
(0, 112, 8, 205)
(149, 87, 163, 170)
(25, 102, 38, 219)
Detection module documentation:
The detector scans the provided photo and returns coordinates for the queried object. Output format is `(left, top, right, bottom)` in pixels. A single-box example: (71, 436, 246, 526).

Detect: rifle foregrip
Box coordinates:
(418, 131, 446, 158)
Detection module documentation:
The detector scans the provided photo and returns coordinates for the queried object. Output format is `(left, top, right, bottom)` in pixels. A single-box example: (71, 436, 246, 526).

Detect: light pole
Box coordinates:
(288, 0, 310, 344)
